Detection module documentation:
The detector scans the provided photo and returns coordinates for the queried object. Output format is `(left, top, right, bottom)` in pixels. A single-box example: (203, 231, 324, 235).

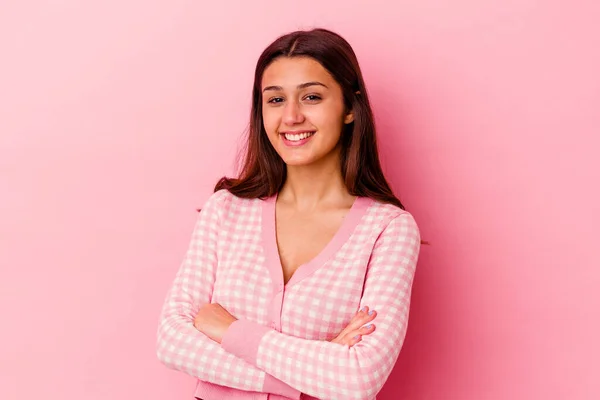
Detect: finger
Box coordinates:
(337, 324, 375, 347)
(360, 323, 376, 335)
(346, 309, 377, 332)
(348, 334, 362, 347)
(346, 324, 376, 347)
(346, 324, 376, 340)
(348, 306, 372, 327)
(349, 306, 369, 322)
(335, 322, 376, 347)
(335, 308, 378, 344)
(337, 306, 370, 338)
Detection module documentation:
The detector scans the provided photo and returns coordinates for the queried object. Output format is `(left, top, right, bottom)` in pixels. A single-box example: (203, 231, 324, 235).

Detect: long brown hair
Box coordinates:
(215, 28, 403, 209)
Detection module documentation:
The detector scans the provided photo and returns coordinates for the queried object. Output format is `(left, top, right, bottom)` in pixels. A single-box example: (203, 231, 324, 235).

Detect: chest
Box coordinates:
(275, 207, 348, 284)
(212, 196, 379, 340)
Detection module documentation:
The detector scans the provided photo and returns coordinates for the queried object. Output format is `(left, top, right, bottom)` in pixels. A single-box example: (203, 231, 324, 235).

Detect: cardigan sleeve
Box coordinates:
(156, 190, 301, 399)
(221, 212, 421, 400)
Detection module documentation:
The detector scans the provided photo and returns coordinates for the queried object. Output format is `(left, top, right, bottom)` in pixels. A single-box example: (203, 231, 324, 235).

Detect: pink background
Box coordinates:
(1, 1, 599, 399)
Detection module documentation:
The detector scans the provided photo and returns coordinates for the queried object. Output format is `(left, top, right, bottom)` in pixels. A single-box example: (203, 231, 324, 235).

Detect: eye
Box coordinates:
(304, 94, 322, 102)
(267, 97, 284, 104)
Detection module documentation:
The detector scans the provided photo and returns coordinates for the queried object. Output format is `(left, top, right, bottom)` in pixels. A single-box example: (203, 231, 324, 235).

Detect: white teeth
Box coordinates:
(284, 132, 314, 141)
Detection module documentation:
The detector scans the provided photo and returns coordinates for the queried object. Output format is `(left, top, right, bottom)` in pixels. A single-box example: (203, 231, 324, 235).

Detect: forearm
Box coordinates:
(155, 191, 300, 398)
(156, 313, 301, 398)
(221, 213, 420, 399)
(221, 311, 406, 400)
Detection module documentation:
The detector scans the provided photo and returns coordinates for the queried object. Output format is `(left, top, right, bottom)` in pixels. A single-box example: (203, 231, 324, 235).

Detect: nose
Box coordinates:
(282, 99, 305, 125)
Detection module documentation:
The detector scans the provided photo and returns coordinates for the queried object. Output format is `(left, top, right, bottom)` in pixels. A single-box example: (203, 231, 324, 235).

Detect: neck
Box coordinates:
(279, 149, 353, 211)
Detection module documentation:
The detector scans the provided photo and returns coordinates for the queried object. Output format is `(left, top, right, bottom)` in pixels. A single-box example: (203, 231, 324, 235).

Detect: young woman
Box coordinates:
(156, 28, 421, 400)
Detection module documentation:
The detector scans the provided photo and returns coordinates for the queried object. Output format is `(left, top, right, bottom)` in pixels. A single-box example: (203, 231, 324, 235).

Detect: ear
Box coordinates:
(344, 109, 355, 124)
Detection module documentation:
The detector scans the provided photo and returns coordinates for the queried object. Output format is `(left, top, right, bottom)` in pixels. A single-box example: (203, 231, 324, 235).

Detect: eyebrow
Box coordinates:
(262, 81, 328, 92)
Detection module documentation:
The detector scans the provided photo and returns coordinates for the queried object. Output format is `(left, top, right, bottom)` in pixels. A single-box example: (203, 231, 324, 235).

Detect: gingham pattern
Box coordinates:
(156, 190, 273, 394)
(254, 212, 420, 400)
(156, 189, 421, 400)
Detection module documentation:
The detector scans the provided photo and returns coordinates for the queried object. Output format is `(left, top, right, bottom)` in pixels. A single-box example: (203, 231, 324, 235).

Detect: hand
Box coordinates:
(330, 306, 377, 347)
(193, 303, 237, 344)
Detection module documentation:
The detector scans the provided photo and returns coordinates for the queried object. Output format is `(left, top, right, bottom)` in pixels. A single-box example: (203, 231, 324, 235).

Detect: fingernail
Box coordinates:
(368, 310, 375, 315)
(354, 335, 361, 339)
(365, 324, 373, 329)
(361, 306, 368, 312)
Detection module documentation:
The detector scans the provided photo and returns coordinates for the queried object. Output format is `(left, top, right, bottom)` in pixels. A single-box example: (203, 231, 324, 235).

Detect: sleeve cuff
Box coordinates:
(263, 374, 302, 399)
(221, 319, 270, 366)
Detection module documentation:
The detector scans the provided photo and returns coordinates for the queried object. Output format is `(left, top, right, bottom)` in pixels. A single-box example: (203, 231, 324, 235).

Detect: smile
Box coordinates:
(280, 131, 316, 147)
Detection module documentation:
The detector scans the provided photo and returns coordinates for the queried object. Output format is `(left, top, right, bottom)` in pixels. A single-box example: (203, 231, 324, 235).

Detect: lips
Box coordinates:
(279, 130, 316, 147)
(280, 131, 316, 142)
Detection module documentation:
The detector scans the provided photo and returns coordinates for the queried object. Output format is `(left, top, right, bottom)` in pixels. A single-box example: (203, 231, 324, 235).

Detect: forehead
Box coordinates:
(261, 56, 334, 88)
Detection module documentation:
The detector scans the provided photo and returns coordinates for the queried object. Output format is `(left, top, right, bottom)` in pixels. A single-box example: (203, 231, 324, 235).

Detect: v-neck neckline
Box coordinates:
(261, 193, 373, 292)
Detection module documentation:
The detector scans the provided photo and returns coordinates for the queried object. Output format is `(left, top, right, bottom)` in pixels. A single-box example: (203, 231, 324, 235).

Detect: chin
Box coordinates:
(279, 152, 322, 166)
(282, 158, 315, 167)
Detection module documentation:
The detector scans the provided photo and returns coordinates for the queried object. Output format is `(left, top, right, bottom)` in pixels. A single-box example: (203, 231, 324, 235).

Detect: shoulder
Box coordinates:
(200, 188, 234, 209)
(199, 189, 262, 219)
(366, 200, 420, 241)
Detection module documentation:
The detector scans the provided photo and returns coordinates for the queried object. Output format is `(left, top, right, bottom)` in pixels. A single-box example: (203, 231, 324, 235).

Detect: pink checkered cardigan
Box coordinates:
(156, 189, 421, 400)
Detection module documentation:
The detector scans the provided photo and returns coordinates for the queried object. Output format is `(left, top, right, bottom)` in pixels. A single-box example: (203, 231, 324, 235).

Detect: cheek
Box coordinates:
(262, 108, 279, 135)
(307, 106, 344, 135)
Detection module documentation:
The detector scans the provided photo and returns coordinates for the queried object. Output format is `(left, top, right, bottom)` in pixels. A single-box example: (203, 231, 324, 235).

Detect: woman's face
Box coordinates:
(261, 56, 354, 167)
